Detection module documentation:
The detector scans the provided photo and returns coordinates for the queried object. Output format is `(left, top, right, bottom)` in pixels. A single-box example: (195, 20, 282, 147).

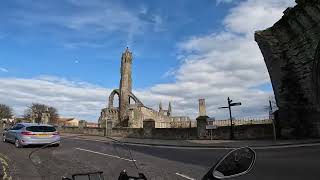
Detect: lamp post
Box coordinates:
(219, 97, 241, 140)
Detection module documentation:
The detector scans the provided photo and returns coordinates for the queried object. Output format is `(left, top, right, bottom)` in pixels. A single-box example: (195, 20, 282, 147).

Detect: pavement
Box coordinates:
(61, 133, 320, 148)
(1, 132, 320, 179)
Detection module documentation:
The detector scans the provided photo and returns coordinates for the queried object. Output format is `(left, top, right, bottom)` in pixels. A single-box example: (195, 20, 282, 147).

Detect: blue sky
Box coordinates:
(0, 0, 230, 88)
(0, 0, 296, 121)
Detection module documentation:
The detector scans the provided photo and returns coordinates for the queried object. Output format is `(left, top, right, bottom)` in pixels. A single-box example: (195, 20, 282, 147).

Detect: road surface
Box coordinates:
(0, 135, 319, 180)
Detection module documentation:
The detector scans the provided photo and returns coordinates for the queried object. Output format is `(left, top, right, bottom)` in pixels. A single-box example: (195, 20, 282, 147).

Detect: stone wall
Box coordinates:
(255, 0, 320, 137)
(210, 124, 274, 140)
(109, 128, 144, 138)
(58, 123, 272, 140)
(151, 128, 197, 139)
(99, 107, 119, 128)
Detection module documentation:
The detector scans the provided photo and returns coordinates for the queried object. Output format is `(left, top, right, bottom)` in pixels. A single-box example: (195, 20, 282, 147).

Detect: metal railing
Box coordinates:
(156, 121, 197, 128)
(207, 117, 272, 127)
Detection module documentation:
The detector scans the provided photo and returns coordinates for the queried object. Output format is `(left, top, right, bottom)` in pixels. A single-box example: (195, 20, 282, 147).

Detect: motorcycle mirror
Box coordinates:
(71, 171, 104, 180)
(212, 147, 256, 179)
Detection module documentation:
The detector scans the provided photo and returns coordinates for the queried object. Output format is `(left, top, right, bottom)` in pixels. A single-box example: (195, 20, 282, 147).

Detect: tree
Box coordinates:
(24, 103, 59, 124)
(0, 104, 13, 120)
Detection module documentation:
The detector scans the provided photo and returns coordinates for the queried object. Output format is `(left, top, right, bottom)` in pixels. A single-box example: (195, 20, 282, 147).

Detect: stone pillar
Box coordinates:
(196, 116, 208, 139)
(106, 120, 113, 136)
(143, 119, 155, 138)
(199, 99, 206, 116)
(79, 120, 87, 128)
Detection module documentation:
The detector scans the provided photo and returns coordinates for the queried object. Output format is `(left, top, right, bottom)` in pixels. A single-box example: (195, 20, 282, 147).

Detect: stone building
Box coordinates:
(255, 0, 320, 137)
(98, 48, 191, 128)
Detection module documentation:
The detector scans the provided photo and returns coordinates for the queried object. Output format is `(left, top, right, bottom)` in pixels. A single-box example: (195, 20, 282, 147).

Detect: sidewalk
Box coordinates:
(61, 133, 320, 148)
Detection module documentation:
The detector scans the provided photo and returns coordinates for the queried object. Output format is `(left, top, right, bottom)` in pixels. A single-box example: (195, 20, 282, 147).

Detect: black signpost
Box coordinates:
(219, 97, 242, 140)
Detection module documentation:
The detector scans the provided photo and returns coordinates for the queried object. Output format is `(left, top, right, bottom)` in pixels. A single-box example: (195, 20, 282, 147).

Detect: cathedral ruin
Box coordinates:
(98, 48, 191, 128)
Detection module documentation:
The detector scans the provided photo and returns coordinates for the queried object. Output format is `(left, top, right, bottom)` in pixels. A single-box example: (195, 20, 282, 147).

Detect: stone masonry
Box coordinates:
(255, 0, 320, 137)
(198, 99, 206, 116)
(119, 48, 133, 126)
(99, 48, 191, 128)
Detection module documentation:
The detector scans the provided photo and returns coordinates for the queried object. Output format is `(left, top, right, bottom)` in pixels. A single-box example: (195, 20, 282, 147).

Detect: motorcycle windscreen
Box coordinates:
(29, 134, 139, 179)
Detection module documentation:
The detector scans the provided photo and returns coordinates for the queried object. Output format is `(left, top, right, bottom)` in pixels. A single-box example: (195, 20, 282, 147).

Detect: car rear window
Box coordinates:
(26, 126, 56, 132)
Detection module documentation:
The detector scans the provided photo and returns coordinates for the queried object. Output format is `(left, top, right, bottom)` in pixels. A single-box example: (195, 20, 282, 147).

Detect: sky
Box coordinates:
(0, 0, 296, 121)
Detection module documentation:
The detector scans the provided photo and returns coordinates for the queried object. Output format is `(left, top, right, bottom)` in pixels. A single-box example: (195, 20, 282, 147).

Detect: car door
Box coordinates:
(6, 124, 23, 142)
(6, 125, 18, 142)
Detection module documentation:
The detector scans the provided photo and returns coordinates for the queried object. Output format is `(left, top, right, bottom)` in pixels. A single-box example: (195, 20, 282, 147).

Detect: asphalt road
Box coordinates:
(0, 135, 320, 180)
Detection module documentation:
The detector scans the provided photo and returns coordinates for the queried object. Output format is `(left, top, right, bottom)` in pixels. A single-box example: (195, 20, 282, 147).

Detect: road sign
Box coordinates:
(230, 102, 241, 106)
(218, 106, 229, 109)
(207, 117, 216, 121)
(218, 97, 242, 140)
(206, 125, 217, 129)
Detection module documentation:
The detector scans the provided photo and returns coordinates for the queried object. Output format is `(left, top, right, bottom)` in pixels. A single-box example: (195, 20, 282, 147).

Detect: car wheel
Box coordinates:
(2, 135, 6, 143)
(15, 139, 22, 148)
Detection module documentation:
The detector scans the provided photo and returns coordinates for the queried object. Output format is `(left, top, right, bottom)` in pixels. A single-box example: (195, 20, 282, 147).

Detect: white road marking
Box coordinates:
(254, 142, 320, 150)
(65, 136, 232, 150)
(75, 147, 136, 162)
(175, 172, 195, 180)
(64, 136, 320, 150)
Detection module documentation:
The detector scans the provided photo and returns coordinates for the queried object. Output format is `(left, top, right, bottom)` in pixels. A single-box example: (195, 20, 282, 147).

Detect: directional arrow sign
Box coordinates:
(230, 102, 241, 106)
(218, 106, 229, 109)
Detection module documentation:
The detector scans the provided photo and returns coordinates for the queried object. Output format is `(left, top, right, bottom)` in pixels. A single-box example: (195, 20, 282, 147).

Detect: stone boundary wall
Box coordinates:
(151, 128, 197, 139)
(211, 124, 273, 140)
(58, 123, 273, 140)
(110, 128, 144, 138)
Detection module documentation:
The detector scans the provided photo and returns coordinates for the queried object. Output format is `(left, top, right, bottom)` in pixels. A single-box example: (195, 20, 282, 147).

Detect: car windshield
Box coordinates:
(26, 126, 56, 132)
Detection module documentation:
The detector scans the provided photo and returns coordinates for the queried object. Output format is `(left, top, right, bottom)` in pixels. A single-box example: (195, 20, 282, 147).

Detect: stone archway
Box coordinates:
(129, 96, 136, 105)
(108, 89, 120, 108)
(128, 92, 144, 106)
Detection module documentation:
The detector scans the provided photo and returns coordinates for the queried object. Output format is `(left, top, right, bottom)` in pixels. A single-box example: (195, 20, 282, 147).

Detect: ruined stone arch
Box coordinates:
(128, 92, 144, 106)
(129, 96, 136, 105)
(108, 89, 120, 108)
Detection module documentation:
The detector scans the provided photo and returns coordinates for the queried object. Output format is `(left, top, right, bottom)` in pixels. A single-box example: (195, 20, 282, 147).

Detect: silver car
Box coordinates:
(2, 123, 61, 148)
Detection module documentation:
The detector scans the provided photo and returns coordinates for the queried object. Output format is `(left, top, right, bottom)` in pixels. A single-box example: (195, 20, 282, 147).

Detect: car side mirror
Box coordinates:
(4, 128, 8, 131)
(212, 147, 256, 179)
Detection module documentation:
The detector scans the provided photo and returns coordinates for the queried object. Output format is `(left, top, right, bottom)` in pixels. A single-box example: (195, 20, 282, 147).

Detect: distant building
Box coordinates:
(86, 122, 99, 128)
(57, 117, 79, 127)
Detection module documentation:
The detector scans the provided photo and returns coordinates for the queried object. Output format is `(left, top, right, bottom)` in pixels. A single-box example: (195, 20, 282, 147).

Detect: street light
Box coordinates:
(219, 97, 242, 140)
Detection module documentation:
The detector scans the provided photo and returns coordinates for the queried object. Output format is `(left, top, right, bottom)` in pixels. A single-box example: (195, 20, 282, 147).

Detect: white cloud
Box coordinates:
(223, 0, 295, 34)
(0, 76, 110, 121)
(0, 67, 9, 73)
(162, 68, 177, 79)
(216, 0, 236, 4)
(1, 0, 297, 121)
(152, 0, 296, 119)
